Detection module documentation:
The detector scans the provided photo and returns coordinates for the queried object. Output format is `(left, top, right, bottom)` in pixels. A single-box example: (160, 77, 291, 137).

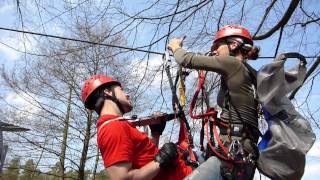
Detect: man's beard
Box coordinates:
(120, 100, 133, 114)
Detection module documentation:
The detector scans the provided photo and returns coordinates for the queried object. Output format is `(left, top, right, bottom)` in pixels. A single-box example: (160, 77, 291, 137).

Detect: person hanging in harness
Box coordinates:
(167, 25, 261, 180)
(81, 74, 193, 180)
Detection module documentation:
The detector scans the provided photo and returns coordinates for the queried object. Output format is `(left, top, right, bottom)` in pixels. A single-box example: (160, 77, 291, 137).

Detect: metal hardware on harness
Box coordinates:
(230, 124, 244, 137)
(228, 140, 242, 160)
(164, 51, 172, 66)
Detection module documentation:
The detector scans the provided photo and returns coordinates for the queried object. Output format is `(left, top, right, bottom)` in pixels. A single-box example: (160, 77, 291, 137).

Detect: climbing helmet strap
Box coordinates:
(103, 86, 125, 114)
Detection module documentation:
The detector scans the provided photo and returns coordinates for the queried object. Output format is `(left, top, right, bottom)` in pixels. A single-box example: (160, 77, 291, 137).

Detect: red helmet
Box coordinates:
(81, 74, 121, 108)
(214, 25, 253, 45)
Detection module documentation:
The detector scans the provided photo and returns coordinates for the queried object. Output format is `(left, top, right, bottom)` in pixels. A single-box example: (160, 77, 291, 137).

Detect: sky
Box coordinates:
(0, 1, 319, 179)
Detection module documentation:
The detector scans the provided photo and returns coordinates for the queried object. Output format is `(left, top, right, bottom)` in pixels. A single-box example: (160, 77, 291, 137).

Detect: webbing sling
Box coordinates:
(97, 117, 129, 134)
(163, 51, 198, 167)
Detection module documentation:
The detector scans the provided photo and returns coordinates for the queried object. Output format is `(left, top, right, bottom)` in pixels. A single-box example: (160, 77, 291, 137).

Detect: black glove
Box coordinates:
(155, 142, 179, 168)
(149, 120, 166, 135)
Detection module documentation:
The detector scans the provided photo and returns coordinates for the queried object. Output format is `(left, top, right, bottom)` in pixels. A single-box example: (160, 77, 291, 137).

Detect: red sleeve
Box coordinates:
(97, 121, 134, 167)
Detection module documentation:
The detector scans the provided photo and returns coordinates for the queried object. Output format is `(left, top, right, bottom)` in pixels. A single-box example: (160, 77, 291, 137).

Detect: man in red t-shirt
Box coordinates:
(81, 74, 192, 180)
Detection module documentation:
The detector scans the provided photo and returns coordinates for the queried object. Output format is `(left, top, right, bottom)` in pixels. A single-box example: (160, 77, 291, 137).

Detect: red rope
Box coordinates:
(176, 94, 198, 164)
(189, 71, 217, 119)
(189, 70, 246, 164)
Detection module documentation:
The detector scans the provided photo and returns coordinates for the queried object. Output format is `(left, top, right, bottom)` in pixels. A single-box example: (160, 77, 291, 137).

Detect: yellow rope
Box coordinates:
(179, 75, 186, 109)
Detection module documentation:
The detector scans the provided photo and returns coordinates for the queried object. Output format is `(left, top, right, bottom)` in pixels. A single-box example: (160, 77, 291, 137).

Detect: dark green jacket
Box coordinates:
(173, 48, 258, 132)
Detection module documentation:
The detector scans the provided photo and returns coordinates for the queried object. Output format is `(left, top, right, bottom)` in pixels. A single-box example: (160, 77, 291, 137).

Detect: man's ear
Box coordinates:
(104, 89, 113, 96)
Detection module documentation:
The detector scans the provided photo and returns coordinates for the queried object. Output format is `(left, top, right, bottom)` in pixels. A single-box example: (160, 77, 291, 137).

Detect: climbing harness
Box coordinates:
(189, 70, 256, 164)
(163, 49, 258, 173)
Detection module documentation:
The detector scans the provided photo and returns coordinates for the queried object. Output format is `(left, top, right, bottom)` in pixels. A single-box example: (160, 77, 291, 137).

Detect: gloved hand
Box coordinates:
(149, 112, 167, 135)
(155, 142, 179, 168)
(149, 120, 166, 135)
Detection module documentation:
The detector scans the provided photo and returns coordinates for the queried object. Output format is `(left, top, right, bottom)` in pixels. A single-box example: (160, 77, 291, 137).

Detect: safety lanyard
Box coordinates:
(97, 117, 128, 134)
(163, 50, 198, 167)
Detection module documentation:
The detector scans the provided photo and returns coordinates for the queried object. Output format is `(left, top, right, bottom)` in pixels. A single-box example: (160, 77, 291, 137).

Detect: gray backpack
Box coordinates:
(256, 53, 316, 180)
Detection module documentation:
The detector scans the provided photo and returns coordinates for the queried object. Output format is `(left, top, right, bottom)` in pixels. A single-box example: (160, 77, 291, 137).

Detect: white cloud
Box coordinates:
(0, 3, 14, 14)
(307, 140, 320, 158)
(4, 92, 40, 112)
(303, 162, 320, 180)
(0, 34, 38, 61)
(302, 139, 320, 179)
(129, 54, 201, 88)
(5, 92, 32, 108)
(0, 42, 20, 61)
(50, 23, 65, 36)
(3, 92, 43, 124)
(129, 54, 167, 87)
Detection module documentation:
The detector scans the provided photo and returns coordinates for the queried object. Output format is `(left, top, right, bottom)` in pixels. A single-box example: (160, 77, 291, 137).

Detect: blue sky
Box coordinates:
(0, 1, 319, 179)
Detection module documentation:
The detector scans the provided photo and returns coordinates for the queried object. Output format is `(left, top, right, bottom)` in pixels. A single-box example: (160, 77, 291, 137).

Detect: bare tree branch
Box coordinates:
(217, 0, 226, 30)
(253, 0, 300, 40)
(289, 56, 320, 99)
(253, 0, 278, 36)
(274, 25, 284, 56)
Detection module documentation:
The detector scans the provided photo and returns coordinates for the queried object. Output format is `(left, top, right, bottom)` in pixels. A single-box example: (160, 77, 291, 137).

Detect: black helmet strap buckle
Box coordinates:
(226, 37, 252, 55)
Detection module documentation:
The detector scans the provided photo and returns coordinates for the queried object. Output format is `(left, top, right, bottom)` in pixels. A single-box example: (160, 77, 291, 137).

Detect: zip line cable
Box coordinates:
(0, 27, 164, 55)
(0, 26, 318, 59)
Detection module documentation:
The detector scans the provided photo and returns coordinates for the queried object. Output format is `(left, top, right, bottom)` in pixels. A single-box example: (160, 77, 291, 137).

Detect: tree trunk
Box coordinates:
(59, 86, 72, 180)
(78, 112, 93, 180)
(92, 146, 100, 180)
